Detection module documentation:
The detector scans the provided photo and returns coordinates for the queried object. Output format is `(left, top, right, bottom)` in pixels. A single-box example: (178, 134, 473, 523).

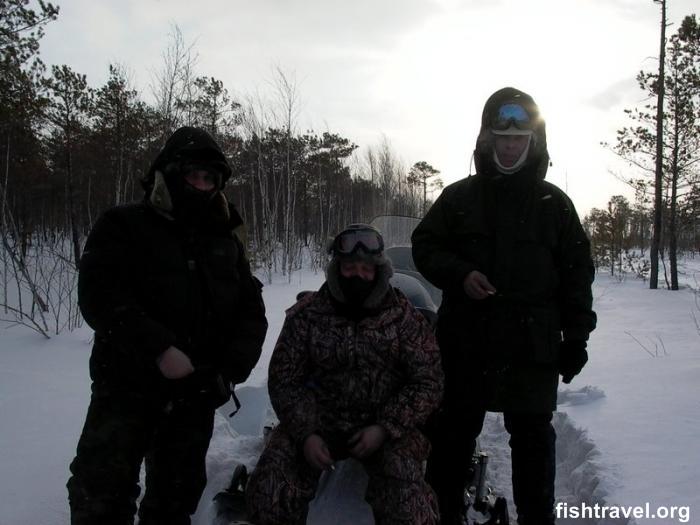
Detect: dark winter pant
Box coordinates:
(246, 426, 439, 525)
(425, 408, 555, 525)
(66, 389, 215, 525)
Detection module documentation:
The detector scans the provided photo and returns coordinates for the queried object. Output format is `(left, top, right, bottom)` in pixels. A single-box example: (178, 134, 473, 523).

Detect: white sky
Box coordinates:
(40, 0, 698, 216)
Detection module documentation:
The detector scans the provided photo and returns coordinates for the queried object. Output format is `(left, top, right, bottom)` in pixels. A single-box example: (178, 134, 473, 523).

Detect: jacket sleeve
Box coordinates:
(376, 301, 444, 440)
(555, 196, 597, 342)
(78, 209, 177, 358)
(221, 237, 268, 384)
(411, 185, 478, 294)
(267, 310, 319, 445)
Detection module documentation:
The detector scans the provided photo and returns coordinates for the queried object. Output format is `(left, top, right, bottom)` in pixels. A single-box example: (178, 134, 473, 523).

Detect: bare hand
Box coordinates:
(303, 434, 334, 470)
(156, 346, 195, 379)
(348, 425, 387, 459)
(463, 271, 496, 300)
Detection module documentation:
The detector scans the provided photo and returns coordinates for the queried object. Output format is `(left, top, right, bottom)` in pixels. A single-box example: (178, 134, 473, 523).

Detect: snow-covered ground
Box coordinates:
(1, 263, 699, 524)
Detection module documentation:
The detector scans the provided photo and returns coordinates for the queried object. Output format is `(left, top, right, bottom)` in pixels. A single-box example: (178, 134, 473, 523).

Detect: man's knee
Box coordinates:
(364, 430, 439, 524)
(372, 429, 431, 482)
(246, 429, 319, 525)
(366, 475, 439, 525)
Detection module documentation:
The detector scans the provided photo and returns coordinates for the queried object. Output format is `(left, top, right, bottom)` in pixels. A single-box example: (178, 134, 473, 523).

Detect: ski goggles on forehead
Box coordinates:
(332, 228, 384, 255)
(491, 103, 532, 131)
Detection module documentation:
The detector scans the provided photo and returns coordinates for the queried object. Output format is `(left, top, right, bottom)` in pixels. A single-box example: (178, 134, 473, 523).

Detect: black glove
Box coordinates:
(558, 340, 588, 384)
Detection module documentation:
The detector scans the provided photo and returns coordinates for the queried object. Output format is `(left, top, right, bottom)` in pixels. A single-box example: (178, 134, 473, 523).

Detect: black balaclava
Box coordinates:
(338, 271, 377, 308)
(164, 162, 220, 224)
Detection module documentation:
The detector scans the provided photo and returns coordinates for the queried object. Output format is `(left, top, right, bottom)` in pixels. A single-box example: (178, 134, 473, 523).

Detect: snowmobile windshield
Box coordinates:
(370, 215, 443, 308)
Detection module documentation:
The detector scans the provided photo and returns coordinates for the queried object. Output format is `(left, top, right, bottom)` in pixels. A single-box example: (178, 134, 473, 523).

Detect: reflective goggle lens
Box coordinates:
(492, 103, 531, 131)
(335, 229, 383, 255)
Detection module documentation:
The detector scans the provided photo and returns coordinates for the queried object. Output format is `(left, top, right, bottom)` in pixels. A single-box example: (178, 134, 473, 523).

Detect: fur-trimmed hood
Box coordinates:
(142, 126, 232, 196)
(141, 127, 236, 228)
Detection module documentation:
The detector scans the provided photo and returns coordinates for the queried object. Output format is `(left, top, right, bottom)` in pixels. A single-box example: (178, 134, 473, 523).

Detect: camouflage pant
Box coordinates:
(246, 426, 439, 525)
(66, 389, 215, 525)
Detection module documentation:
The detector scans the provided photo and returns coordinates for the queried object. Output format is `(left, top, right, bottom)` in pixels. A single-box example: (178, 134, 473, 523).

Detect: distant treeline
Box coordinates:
(583, 193, 699, 284)
(1, 4, 442, 280)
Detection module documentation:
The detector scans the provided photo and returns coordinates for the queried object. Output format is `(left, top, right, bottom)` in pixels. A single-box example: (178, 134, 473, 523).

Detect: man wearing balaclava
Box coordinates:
(67, 127, 268, 525)
(412, 88, 596, 525)
(245, 224, 444, 525)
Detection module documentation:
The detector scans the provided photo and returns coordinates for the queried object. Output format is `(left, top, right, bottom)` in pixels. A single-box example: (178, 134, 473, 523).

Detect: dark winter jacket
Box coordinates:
(411, 87, 596, 412)
(79, 129, 267, 400)
(268, 285, 443, 445)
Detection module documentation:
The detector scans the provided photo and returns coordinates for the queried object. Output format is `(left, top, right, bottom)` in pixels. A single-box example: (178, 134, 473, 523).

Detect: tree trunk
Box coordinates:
(2, 133, 10, 314)
(650, 0, 666, 289)
(66, 134, 82, 270)
(669, 138, 679, 290)
(669, 179, 678, 290)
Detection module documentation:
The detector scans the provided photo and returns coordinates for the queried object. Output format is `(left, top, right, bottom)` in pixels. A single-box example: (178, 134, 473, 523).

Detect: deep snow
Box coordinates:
(1, 264, 699, 524)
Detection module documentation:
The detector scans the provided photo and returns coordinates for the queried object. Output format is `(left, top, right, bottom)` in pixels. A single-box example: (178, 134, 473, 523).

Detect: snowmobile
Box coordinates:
(213, 216, 510, 524)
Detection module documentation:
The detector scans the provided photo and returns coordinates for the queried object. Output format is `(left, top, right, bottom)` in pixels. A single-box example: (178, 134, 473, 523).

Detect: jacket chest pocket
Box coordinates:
(512, 206, 561, 286)
(363, 327, 400, 366)
(309, 325, 352, 371)
(516, 200, 560, 249)
(142, 245, 189, 306)
(205, 240, 241, 282)
(452, 211, 492, 265)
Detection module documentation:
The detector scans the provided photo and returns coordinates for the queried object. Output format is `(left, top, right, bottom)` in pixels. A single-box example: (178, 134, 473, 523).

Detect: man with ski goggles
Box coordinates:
(412, 87, 596, 525)
(246, 223, 443, 525)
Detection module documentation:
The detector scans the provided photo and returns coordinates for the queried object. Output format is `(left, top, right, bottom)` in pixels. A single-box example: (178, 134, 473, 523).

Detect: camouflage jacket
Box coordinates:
(268, 285, 443, 444)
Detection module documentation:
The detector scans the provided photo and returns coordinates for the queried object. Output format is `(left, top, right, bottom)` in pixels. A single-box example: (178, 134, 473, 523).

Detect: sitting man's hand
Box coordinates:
(303, 434, 334, 471)
(463, 271, 497, 300)
(348, 425, 387, 459)
(157, 346, 195, 379)
(559, 341, 588, 384)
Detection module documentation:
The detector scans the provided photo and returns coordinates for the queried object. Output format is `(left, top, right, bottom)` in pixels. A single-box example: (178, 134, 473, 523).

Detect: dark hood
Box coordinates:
(142, 127, 232, 195)
(473, 87, 549, 181)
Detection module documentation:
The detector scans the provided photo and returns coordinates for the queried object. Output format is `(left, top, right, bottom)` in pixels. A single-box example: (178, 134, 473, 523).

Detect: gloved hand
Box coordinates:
(559, 340, 588, 384)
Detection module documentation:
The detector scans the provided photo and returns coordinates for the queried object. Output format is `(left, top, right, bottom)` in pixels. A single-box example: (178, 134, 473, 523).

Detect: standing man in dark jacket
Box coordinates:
(67, 127, 268, 525)
(411, 87, 596, 525)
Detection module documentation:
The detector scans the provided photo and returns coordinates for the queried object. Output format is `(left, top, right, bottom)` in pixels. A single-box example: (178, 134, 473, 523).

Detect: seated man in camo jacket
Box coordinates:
(246, 224, 444, 525)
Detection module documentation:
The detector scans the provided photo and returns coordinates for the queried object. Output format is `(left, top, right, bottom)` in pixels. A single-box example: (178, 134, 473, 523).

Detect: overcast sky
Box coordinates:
(40, 0, 698, 215)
